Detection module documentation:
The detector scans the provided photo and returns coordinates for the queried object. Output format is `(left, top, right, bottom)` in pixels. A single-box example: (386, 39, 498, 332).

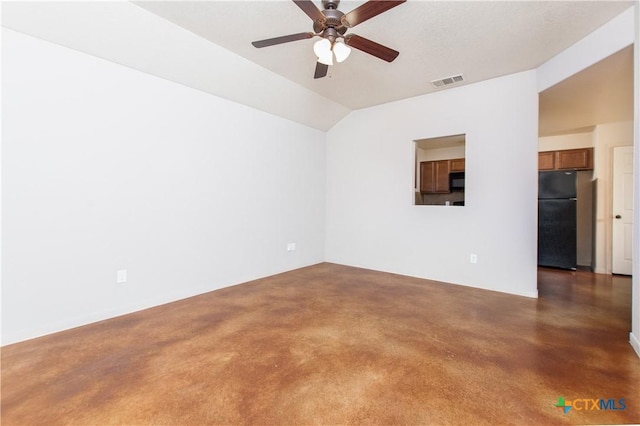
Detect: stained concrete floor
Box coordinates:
(1, 263, 638, 425)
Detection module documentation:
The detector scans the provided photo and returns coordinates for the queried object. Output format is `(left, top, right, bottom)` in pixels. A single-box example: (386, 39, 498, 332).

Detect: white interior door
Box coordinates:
(612, 146, 634, 275)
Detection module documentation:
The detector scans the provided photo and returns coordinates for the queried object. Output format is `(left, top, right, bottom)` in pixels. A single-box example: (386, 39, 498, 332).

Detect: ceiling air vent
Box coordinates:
(431, 74, 464, 88)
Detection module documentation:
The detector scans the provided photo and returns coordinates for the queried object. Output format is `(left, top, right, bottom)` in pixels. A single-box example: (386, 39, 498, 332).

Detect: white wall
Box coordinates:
(630, 1, 640, 357)
(325, 71, 539, 298)
(1, 29, 326, 345)
(1, 1, 349, 131)
(538, 131, 593, 152)
(417, 146, 466, 162)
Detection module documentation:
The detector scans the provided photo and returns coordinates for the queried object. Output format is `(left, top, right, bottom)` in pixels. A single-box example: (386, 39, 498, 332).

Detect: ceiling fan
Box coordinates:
(251, 0, 406, 79)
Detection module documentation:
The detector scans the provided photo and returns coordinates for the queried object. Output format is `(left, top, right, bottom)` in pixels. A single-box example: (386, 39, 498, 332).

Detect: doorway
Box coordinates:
(538, 45, 634, 275)
(612, 146, 634, 275)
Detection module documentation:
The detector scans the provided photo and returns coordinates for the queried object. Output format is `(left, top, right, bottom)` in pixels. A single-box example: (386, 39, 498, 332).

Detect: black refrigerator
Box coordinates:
(538, 171, 577, 270)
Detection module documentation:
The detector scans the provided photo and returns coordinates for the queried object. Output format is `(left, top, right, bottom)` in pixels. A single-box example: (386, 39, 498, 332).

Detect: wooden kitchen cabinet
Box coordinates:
(538, 151, 555, 170)
(556, 148, 593, 170)
(450, 158, 465, 172)
(420, 162, 435, 193)
(420, 160, 450, 193)
(538, 148, 593, 171)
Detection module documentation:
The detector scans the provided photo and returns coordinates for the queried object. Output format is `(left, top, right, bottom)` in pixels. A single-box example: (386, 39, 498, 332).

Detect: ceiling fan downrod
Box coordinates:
(322, 0, 339, 10)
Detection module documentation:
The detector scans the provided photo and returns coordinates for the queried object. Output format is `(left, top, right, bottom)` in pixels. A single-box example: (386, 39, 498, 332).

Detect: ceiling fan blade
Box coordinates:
(314, 62, 329, 79)
(344, 34, 399, 62)
(341, 0, 405, 28)
(252, 32, 314, 48)
(292, 0, 326, 23)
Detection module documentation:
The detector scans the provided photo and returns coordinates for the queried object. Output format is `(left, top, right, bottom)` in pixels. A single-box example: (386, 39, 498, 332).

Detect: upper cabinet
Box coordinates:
(420, 160, 451, 193)
(538, 148, 593, 171)
(556, 148, 593, 170)
(450, 158, 466, 172)
(538, 151, 555, 170)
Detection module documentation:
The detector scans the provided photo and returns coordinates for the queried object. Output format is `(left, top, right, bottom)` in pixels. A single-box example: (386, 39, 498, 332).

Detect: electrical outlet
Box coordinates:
(287, 243, 296, 252)
(117, 269, 127, 283)
(470, 254, 478, 264)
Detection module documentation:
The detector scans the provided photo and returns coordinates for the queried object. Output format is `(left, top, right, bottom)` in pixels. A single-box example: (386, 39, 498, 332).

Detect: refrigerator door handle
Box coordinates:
(569, 198, 577, 201)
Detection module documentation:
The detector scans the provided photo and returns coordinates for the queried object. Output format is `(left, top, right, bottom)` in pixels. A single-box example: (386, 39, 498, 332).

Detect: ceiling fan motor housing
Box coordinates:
(313, 6, 347, 36)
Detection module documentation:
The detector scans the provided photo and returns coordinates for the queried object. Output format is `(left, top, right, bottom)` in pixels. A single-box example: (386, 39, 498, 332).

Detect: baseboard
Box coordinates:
(2, 261, 325, 346)
(1, 283, 219, 346)
(519, 289, 539, 299)
(630, 332, 640, 358)
(326, 261, 539, 299)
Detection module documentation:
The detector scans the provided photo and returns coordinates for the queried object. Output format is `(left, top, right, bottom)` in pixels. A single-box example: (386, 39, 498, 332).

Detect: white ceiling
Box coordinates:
(133, 0, 632, 110)
(539, 45, 634, 136)
(2, 1, 634, 131)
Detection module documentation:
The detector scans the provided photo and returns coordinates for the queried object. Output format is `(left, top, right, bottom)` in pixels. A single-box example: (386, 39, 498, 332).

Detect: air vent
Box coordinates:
(431, 74, 464, 88)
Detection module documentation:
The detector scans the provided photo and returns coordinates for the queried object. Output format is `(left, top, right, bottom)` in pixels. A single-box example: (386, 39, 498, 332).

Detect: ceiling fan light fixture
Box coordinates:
(314, 38, 330, 56)
(314, 38, 334, 65)
(333, 40, 351, 63)
(317, 51, 334, 66)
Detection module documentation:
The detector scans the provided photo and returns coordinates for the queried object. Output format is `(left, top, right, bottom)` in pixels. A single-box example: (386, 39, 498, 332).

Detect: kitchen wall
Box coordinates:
(326, 70, 539, 298)
(416, 146, 466, 163)
(576, 171, 595, 268)
(1, 29, 326, 345)
(538, 131, 594, 152)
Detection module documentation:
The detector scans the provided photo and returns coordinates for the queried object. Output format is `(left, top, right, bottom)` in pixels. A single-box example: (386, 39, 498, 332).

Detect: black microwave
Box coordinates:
(450, 172, 465, 191)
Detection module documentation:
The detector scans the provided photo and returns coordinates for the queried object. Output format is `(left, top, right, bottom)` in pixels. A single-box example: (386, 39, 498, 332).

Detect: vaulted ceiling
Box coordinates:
(2, 1, 634, 132)
(134, 1, 632, 109)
